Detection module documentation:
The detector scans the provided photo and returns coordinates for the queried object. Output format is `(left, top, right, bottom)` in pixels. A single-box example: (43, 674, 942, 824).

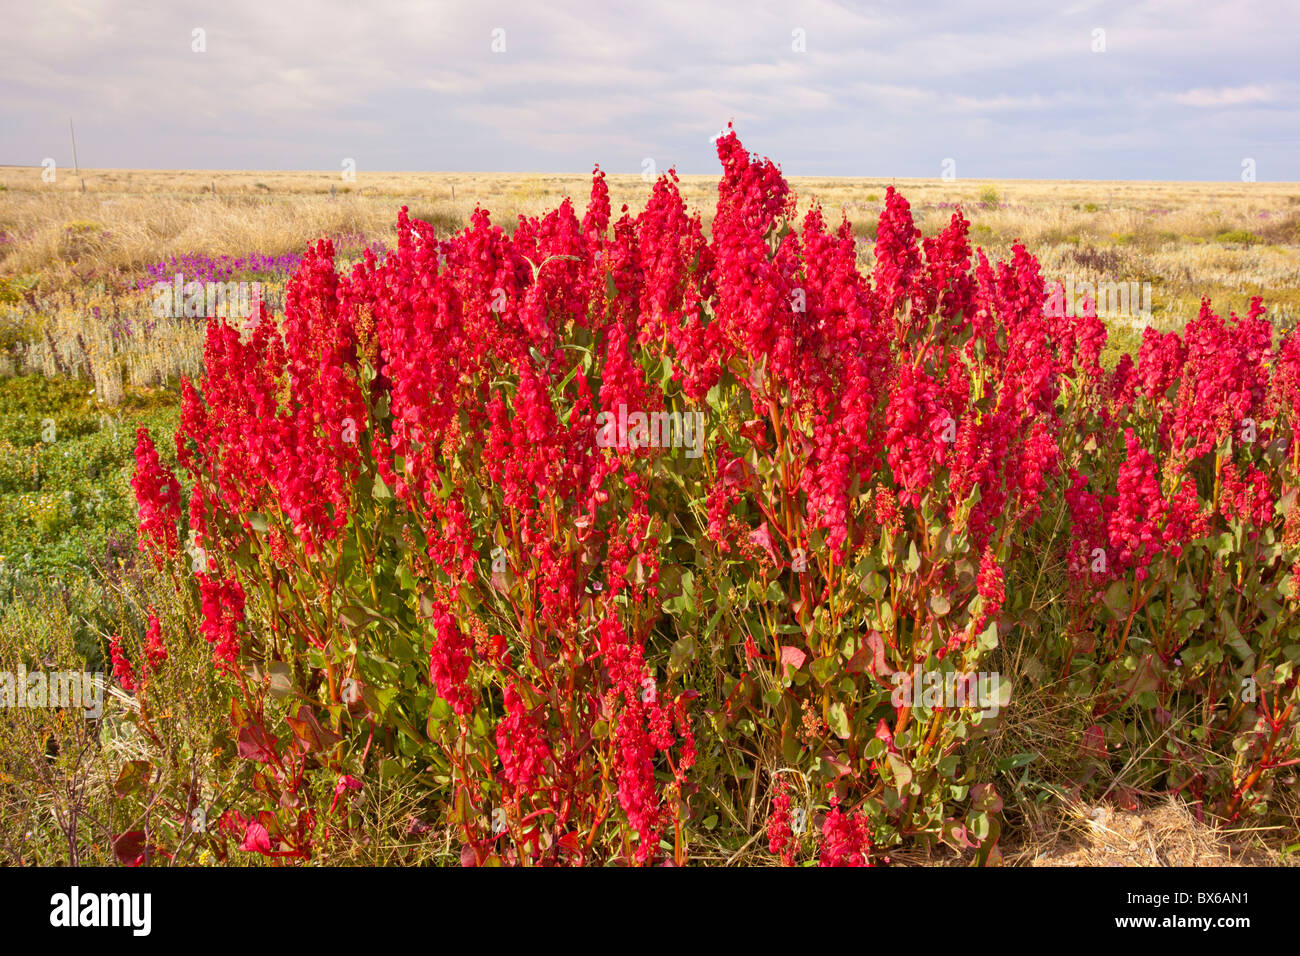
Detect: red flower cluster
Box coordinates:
(131, 428, 181, 566)
(428, 602, 475, 718)
(109, 634, 137, 693)
(495, 681, 552, 791)
(818, 798, 873, 867)
(198, 574, 244, 672)
(767, 778, 797, 866)
(144, 608, 167, 672)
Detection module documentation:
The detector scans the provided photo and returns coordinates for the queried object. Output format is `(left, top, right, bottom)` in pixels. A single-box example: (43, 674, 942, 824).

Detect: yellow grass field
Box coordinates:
(3, 166, 1300, 404)
(4, 166, 1299, 294)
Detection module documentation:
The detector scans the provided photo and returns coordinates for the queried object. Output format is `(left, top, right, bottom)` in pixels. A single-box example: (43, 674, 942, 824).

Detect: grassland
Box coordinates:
(4, 166, 1299, 318)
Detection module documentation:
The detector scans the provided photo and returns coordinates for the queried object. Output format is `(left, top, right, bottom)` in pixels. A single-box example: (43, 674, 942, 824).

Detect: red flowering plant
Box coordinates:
(127, 128, 1300, 867)
(126, 257, 377, 862)
(653, 130, 1106, 863)
(1055, 296, 1300, 818)
(133, 172, 704, 863)
(340, 191, 700, 865)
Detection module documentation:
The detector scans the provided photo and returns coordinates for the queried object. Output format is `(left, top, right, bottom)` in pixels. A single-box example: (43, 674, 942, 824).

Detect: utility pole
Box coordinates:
(69, 118, 80, 176)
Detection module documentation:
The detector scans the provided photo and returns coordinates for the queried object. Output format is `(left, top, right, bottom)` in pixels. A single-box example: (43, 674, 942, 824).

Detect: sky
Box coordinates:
(1, 0, 1296, 180)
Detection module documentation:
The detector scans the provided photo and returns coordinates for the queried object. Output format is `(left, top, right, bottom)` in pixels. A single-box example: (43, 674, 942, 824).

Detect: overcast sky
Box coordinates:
(1, 0, 1296, 179)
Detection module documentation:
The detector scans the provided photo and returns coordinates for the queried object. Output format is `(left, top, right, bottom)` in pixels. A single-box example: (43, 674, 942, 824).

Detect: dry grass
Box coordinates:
(2, 166, 1299, 399)
(1015, 795, 1291, 867)
(5, 164, 1297, 211)
(3, 166, 1298, 291)
(689, 793, 1297, 866)
(1, 287, 216, 400)
(875, 794, 1295, 867)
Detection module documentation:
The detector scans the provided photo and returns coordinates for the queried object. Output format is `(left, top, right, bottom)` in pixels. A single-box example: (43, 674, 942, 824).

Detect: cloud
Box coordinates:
(1170, 85, 1276, 108)
(0, 0, 1296, 178)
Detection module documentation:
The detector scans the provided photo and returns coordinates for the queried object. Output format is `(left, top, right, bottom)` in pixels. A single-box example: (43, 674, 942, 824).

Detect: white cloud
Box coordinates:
(1170, 85, 1276, 107)
(0, 0, 1296, 177)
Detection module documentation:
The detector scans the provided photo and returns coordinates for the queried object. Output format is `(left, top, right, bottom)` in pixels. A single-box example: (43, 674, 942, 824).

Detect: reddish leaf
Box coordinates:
(113, 830, 147, 867)
(971, 783, 1003, 814)
(717, 455, 750, 490)
(748, 522, 781, 566)
(257, 809, 281, 836)
(847, 630, 895, 678)
(824, 754, 852, 776)
(330, 774, 363, 813)
(239, 820, 272, 855)
(864, 631, 894, 678)
(1114, 785, 1141, 812)
(237, 722, 278, 764)
(738, 418, 769, 449)
(1081, 724, 1106, 760)
(286, 704, 342, 753)
(779, 645, 806, 672)
(940, 820, 975, 851)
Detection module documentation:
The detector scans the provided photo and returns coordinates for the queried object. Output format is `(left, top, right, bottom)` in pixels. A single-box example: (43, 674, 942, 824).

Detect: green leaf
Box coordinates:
(904, 540, 921, 574)
(363, 684, 399, 717)
(669, 636, 697, 672)
(1102, 579, 1130, 618)
(885, 752, 913, 788)
(391, 635, 418, 665)
(827, 702, 851, 739)
(810, 655, 838, 685)
(556, 362, 581, 395)
(996, 752, 1038, 772)
(267, 661, 293, 699)
(114, 760, 152, 798)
